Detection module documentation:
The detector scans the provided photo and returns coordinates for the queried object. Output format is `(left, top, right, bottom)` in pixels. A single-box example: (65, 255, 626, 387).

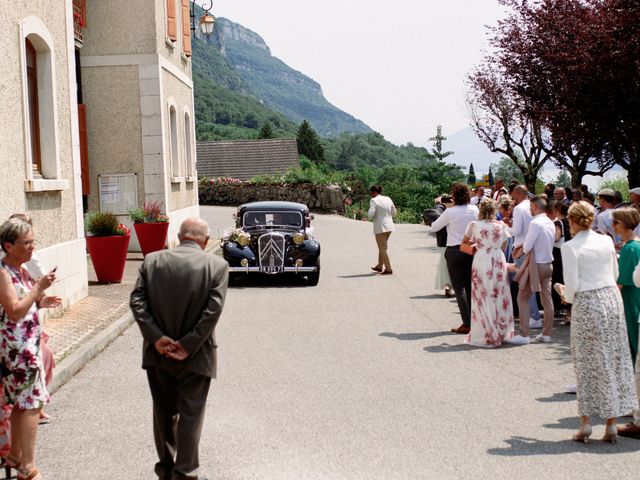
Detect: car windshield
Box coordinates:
(243, 211, 303, 229)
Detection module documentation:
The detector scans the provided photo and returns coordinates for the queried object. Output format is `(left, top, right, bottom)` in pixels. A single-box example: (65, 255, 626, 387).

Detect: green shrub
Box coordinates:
(85, 212, 128, 236)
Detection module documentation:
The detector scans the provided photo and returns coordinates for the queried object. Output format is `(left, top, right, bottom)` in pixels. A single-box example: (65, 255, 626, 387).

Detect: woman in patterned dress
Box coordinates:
(560, 202, 638, 443)
(0, 219, 60, 480)
(461, 199, 514, 347)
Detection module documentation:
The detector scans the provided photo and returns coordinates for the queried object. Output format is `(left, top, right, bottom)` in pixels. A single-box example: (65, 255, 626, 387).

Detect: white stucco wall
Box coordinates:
(1, 1, 88, 307)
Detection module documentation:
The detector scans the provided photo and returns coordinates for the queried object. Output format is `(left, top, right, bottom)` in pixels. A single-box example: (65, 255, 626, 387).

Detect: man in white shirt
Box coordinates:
(596, 188, 621, 246)
(510, 196, 556, 345)
(492, 179, 505, 201)
(507, 185, 541, 327)
(470, 186, 485, 206)
(368, 185, 397, 275)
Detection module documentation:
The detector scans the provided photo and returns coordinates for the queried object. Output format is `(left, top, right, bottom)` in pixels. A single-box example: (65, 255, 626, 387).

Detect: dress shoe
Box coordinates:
(572, 423, 592, 444)
(371, 265, 383, 272)
(617, 423, 640, 439)
(379, 269, 393, 275)
(451, 325, 470, 334)
(602, 423, 618, 443)
(564, 384, 577, 394)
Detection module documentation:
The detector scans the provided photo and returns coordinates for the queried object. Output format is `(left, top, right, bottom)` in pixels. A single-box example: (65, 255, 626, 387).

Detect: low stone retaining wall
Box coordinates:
(199, 182, 347, 212)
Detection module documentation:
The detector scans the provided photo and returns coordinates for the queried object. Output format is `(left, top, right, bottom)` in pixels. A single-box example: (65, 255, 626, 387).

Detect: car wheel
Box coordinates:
(228, 273, 239, 287)
(307, 259, 320, 286)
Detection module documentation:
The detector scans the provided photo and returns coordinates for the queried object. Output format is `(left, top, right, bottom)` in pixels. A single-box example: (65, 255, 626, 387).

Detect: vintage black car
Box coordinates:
(221, 201, 321, 285)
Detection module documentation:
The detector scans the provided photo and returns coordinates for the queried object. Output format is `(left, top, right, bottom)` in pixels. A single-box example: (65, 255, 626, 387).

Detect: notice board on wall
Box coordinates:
(98, 173, 138, 214)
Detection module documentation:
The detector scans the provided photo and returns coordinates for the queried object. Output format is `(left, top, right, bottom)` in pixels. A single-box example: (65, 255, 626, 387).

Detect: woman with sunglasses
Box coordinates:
(0, 218, 60, 480)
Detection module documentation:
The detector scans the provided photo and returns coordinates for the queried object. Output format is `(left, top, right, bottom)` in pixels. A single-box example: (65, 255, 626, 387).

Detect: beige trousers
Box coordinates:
(517, 262, 554, 337)
(375, 232, 392, 271)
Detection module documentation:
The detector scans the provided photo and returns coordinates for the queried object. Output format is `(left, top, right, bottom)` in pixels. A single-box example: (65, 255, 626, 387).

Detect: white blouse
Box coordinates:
(560, 229, 618, 303)
(431, 204, 479, 247)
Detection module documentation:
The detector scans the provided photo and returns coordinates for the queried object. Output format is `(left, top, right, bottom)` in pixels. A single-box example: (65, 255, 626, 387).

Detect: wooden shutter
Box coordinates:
(78, 104, 90, 195)
(181, 0, 192, 56)
(167, 0, 177, 41)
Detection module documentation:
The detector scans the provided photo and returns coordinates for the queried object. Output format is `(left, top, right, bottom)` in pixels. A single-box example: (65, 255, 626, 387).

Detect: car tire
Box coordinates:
(228, 273, 239, 287)
(307, 259, 320, 286)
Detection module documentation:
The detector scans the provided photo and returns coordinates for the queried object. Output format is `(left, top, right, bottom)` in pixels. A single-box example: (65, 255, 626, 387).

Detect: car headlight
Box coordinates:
(237, 235, 251, 247)
(292, 233, 305, 245)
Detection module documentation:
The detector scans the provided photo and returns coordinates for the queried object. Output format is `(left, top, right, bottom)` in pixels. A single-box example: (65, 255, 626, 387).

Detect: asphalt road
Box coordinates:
(38, 206, 639, 479)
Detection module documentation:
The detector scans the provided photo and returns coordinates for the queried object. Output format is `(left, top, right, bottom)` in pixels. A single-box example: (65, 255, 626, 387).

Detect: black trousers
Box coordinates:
(146, 364, 212, 480)
(445, 245, 473, 326)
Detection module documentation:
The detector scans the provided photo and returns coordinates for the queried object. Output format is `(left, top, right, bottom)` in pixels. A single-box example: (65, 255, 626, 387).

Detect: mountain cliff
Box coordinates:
(192, 16, 372, 139)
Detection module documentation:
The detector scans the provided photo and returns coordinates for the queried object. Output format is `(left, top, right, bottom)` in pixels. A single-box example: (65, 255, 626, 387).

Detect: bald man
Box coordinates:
(131, 217, 229, 480)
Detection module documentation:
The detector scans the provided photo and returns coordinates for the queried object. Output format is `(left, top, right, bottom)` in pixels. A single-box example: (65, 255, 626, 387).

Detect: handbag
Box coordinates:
(459, 242, 476, 256)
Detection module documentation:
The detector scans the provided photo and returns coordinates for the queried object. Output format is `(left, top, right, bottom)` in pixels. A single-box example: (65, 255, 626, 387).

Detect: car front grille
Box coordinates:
(258, 233, 286, 273)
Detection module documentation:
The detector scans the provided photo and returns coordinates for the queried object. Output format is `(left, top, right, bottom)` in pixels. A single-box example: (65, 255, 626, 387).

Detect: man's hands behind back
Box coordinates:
(154, 336, 189, 361)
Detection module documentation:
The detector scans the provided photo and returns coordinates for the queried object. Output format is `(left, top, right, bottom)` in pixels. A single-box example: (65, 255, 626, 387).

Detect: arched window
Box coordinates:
(184, 111, 194, 178)
(169, 104, 180, 179)
(25, 38, 41, 175)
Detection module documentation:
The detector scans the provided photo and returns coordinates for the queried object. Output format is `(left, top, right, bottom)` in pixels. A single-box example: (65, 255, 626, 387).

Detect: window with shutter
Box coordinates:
(26, 39, 42, 175)
(167, 0, 177, 41)
(181, 0, 192, 56)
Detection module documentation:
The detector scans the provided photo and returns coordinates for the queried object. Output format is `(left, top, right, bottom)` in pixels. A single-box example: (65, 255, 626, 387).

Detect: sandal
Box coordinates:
(18, 467, 42, 480)
(2, 456, 21, 478)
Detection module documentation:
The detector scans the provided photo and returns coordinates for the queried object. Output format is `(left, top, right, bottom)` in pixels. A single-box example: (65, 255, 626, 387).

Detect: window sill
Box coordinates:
(165, 38, 176, 49)
(24, 178, 70, 192)
(185, 176, 196, 183)
(170, 176, 184, 184)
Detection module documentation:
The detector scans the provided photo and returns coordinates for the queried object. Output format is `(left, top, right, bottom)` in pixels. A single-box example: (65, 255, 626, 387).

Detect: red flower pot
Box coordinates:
(86, 233, 130, 283)
(133, 222, 169, 256)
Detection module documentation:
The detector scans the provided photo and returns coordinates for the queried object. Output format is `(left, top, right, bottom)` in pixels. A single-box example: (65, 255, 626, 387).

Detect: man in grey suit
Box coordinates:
(130, 217, 229, 480)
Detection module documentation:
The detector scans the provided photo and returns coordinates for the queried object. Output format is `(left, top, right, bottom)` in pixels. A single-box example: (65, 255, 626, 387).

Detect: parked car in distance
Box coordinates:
(221, 201, 321, 285)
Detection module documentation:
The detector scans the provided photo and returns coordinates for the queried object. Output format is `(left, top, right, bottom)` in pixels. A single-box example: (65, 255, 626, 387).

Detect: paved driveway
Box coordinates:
(38, 206, 639, 479)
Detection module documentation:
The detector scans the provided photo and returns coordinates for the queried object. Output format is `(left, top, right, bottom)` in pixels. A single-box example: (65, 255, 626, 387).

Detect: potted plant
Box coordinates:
(85, 211, 131, 283)
(129, 201, 170, 256)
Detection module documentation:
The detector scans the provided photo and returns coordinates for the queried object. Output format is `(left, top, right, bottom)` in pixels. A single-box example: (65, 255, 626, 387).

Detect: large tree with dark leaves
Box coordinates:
(493, 0, 639, 187)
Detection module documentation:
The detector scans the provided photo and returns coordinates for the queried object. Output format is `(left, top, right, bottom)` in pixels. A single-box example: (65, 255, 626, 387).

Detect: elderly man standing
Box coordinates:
(130, 217, 228, 480)
(368, 185, 397, 275)
(509, 197, 556, 345)
(554, 187, 571, 205)
(470, 186, 485, 206)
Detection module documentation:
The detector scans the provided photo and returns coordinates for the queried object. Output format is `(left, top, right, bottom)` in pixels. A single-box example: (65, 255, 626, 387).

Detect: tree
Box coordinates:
(493, 0, 639, 187)
(488, 165, 494, 186)
(467, 63, 552, 191)
(489, 157, 524, 185)
(468, 163, 477, 186)
(296, 120, 325, 164)
(555, 170, 571, 188)
(258, 122, 274, 139)
(429, 125, 453, 162)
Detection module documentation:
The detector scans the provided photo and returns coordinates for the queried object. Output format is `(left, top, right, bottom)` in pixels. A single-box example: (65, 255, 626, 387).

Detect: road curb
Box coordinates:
(49, 310, 134, 394)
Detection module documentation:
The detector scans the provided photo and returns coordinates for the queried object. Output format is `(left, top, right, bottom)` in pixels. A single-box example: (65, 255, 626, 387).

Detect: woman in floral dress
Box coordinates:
(461, 199, 514, 347)
(0, 218, 60, 480)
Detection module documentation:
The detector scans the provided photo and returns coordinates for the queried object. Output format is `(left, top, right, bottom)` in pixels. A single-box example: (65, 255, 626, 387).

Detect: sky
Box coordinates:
(206, 0, 508, 146)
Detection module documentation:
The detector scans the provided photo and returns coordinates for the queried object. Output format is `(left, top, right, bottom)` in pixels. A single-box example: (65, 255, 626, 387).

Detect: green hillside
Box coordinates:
(218, 18, 372, 137)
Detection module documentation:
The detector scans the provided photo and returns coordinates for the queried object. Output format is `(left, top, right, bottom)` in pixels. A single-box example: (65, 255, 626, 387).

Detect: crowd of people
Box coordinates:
(424, 179, 640, 443)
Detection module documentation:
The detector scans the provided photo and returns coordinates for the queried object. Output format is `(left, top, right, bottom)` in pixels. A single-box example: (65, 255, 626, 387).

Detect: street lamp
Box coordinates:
(191, 0, 215, 36)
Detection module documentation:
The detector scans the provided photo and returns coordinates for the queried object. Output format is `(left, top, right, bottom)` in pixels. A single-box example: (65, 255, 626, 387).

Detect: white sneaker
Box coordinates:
(507, 335, 530, 345)
(529, 318, 543, 329)
(535, 334, 552, 343)
(564, 384, 577, 394)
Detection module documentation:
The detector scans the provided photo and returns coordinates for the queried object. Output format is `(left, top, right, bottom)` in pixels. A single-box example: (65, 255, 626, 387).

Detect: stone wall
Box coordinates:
(199, 182, 346, 212)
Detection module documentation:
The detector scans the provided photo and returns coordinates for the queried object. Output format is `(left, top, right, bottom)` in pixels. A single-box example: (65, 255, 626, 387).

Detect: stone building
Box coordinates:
(1, 0, 200, 307)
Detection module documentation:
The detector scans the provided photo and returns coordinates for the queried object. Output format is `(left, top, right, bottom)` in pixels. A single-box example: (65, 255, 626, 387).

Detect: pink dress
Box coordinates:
(463, 220, 515, 347)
